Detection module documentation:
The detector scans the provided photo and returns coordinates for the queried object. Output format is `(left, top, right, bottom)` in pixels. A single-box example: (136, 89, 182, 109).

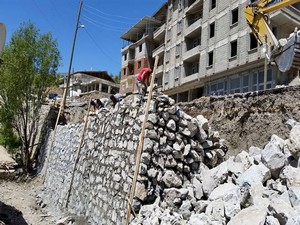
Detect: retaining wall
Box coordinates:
(43, 98, 142, 225)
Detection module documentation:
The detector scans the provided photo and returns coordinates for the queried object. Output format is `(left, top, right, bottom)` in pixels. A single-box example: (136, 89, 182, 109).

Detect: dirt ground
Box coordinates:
(0, 177, 57, 225)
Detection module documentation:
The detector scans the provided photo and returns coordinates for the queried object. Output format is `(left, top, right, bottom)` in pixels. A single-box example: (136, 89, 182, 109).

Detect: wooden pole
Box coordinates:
(125, 55, 159, 225)
(65, 99, 92, 208)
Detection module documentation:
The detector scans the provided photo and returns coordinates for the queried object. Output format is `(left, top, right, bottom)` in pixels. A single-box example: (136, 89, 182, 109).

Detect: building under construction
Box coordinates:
(120, 0, 300, 102)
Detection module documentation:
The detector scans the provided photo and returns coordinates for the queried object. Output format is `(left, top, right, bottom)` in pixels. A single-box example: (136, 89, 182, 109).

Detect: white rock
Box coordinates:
(289, 124, 300, 159)
(227, 206, 267, 225)
(236, 163, 271, 187)
(279, 166, 300, 188)
(261, 135, 287, 178)
(188, 213, 210, 225)
(192, 177, 203, 200)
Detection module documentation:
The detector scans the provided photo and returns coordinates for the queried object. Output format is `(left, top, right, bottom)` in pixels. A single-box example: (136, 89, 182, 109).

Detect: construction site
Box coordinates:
(2, 0, 300, 225)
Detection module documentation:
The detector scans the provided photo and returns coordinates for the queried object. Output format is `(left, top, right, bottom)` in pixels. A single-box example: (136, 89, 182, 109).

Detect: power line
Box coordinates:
(83, 27, 120, 67)
(84, 3, 142, 21)
(82, 7, 135, 25)
(81, 15, 127, 32)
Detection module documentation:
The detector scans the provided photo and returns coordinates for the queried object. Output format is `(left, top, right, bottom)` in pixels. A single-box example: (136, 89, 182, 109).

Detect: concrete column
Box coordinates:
(108, 86, 111, 94)
(99, 83, 102, 92)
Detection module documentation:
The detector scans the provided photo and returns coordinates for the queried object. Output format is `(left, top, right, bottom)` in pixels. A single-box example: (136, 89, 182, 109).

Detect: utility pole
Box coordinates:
(61, 0, 83, 112)
(43, 0, 83, 184)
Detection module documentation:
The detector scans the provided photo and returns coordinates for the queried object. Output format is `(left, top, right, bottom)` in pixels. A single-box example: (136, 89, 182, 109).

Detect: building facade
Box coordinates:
(120, 0, 300, 102)
(61, 71, 119, 98)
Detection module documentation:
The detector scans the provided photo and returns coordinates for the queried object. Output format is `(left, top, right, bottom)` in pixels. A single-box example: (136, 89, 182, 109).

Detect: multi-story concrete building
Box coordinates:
(120, 0, 300, 102)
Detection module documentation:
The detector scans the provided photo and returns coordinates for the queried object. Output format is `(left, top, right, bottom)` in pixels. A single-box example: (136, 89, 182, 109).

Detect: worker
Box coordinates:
(110, 93, 125, 107)
(136, 67, 152, 97)
(90, 99, 104, 112)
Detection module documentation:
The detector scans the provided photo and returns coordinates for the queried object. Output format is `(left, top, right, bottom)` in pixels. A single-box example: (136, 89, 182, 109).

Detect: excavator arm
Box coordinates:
(244, 0, 300, 72)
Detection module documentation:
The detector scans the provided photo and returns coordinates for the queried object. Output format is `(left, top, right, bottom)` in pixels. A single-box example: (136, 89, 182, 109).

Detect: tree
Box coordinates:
(0, 22, 61, 173)
(114, 72, 121, 84)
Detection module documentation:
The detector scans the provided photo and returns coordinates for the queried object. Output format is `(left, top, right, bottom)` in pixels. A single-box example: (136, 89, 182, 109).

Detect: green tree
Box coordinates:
(114, 72, 121, 84)
(0, 22, 61, 173)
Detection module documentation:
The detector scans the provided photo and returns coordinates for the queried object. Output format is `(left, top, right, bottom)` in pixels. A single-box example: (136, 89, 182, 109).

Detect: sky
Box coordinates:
(1, 0, 166, 76)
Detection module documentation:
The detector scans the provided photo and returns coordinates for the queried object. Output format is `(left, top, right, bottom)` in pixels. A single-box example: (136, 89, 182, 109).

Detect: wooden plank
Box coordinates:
(125, 55, 159, 225)
(65, 98, 92, 208)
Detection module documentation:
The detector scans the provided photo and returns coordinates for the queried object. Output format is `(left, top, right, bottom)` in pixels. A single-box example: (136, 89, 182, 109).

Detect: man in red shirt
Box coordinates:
(136, 67, 152, 96)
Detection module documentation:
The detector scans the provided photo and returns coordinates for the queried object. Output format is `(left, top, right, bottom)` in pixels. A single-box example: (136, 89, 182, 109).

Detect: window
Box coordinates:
(230, 40, 237, 58)
(230, 77, 241, 94)
(176, 44, 181, 56)
(208, 51, 214, 66)
(250, 33, 258, 50)
(123, 68, 126, 76)
(139, 44, 143, 52)
(209, 22, 215, 38)
(210, 0, 216, 10)
(208, 80, 226, 96)
(252, 69, 273, 91)
(231, 8, 239, 25)
(124, 53, 127, 61)
(192, 63, 199, 74)
(242, 75, 249, 93)
(138, 61, 141, 69)
(193, 38, 201, 47)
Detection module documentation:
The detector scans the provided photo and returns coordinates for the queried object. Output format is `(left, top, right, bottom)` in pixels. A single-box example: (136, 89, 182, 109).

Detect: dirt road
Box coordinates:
(0, 178, 56, 225)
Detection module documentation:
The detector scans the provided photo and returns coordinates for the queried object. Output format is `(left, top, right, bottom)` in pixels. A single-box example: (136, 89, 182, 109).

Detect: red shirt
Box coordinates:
(137, 68, 152, 83)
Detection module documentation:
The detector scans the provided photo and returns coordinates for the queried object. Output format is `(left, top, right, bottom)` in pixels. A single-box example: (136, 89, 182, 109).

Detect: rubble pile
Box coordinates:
(131, 97, 300, 225)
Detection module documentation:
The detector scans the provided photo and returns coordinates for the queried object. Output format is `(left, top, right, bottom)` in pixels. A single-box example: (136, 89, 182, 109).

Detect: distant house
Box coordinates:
(61, 71, 120, 98)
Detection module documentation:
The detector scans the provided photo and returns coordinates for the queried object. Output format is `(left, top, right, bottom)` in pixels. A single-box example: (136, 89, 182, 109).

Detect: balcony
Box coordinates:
(183, 46, 200, 62)
(182, 72, 198, 84)
(270, 6, 300, 31)
(155, 64, 164, 75)
(153, 24, 166, 41)
(186, 0, 203, 14)
(153, 44, 165, 57)
(185, 18, 202, 37)
(122, 58, 135, 67)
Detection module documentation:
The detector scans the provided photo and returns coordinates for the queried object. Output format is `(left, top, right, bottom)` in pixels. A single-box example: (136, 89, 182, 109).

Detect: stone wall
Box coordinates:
(42, 92, 227, 224)
(43, 99, 141, 224)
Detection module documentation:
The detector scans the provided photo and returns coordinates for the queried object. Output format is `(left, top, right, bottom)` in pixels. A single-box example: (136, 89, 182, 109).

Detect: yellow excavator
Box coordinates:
(244, 0, 300, 72)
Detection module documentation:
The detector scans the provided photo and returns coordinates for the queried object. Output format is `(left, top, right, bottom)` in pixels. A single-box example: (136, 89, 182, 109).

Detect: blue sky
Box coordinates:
(1, 0, 166, 76)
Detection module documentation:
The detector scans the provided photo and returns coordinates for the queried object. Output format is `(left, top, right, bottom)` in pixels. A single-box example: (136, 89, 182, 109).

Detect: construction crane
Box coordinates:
(0, 22, 6, 57)
(244, 0, 300, 72)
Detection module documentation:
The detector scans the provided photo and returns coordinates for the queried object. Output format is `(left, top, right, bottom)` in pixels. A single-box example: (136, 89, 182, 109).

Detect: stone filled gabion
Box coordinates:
(133, 93, 227, 211)
(131, 116, 300, 224)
